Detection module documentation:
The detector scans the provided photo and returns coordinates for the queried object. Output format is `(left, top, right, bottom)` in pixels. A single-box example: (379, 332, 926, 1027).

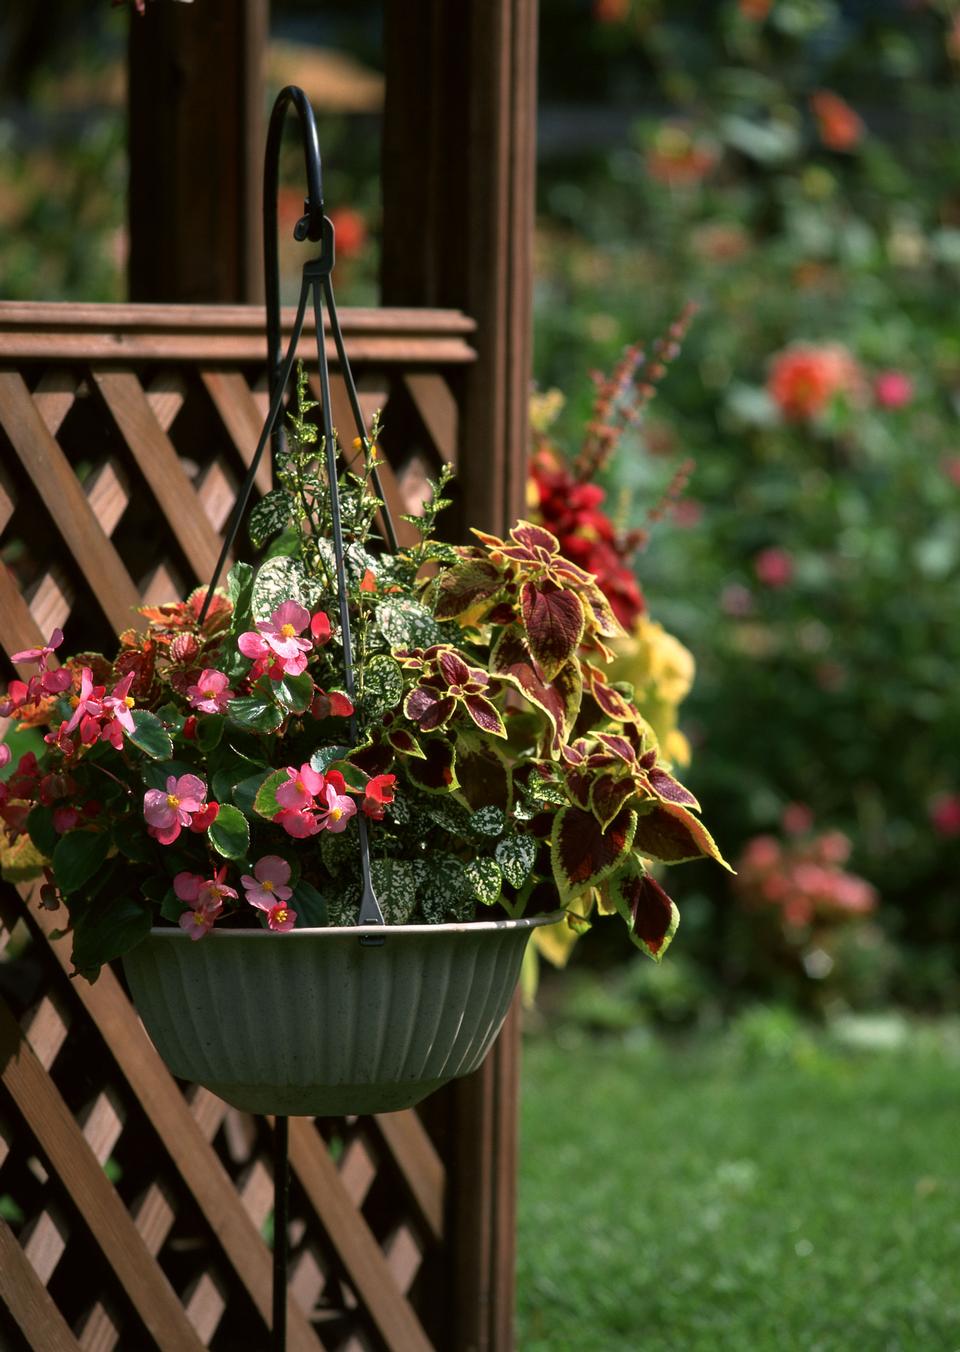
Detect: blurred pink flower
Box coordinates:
(782, 802, 814, 836)
(930, 793, 960, 838)
(873, 371, 913, 409)
(754, 547, 793, 588)
(941, 456, 960, 487)
(671, 498, 703, 529)
(721, 583, 754, 617)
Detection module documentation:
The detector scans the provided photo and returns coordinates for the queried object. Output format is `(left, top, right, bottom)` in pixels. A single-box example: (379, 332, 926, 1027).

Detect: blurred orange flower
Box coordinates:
(767, 342, 866, 421)
(810, 90, 864, 153)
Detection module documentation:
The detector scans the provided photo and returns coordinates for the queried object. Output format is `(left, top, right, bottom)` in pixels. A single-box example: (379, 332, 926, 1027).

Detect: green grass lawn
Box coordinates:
(517, 1016, 960, 1351)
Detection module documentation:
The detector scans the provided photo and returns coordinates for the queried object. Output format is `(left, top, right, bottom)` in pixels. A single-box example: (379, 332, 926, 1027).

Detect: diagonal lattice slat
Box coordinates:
(0, 300, 477, 1350)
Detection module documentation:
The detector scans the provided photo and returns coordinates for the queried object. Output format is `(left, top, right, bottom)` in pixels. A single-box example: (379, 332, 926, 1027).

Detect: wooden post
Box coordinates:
(382, 5, 539, 1349)
(127, 0, 268, 303)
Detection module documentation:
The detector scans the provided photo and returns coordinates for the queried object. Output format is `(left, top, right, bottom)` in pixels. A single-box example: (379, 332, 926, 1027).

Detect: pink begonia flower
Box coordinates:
(64, 667, 104, 738)
(0, 745, 10, 769)
(241, 855, 293, 909)
(143, 773, 207, 844)
(174, 872, 204, 903)
(174, 868, 234, 940)
(275, 807, 321, 838)
(315, 783, 357, 833)
(873, 370, 913, 410)
(275, 762, 325, 811)
(238, 600, 313, 678)
(99, 671, 137, 749)
(11, 628, 63, 668)
(179, 907, 218, 940)
(185, 668, 232, 714)
(259, 899, 298, 932)
(52, 806, 80, 833)
(197, 865, 238, 910)
(40, 667, 73, 695)
(0, 680, 31, 718)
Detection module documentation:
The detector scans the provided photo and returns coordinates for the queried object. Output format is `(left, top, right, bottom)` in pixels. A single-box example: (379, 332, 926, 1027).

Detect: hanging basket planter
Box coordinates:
(123, 912, 560, 1115)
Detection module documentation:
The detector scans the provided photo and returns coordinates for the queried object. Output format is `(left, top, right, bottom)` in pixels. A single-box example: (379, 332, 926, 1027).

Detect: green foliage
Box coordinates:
(207, 804, 250, 860)
(360, 654, 404, 719)
(52, 830, 111, 895)
(127, 710, 174, 761)
(248, 488, 294, 550)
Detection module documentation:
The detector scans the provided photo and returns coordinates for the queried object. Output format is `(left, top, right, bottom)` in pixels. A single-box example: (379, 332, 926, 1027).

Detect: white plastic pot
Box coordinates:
(122, 912, 561, 1116)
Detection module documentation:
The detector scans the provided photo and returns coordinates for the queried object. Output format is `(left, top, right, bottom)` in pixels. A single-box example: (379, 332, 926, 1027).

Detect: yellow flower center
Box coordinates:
(202, 688, 216, 699)
(166, 793, 180, 809)
(262, 879, 274, 893)
(124, 695, 135, 708)
(329, 807, 343, 822)
(193, 911, 205, 925)
(274, 907, 288, 925)
(280, 623, 296, 638)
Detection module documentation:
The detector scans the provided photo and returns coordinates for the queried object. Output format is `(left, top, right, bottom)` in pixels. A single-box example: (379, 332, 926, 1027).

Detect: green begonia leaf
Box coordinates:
(128, 709, 174, 760)
(207, 804, 250, 859)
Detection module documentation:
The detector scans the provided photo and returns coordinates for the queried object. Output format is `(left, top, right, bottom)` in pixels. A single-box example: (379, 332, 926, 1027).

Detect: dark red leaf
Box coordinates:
(463, 693, 507, 738)
(406, 737, 459, 794)
(647, 766, 700, 810)
(590, 774, 636, 829)
(454, 731, 512, 811)
(550, 805, 637, 903)
(520, 581, 585, 682)
(632, 802, 731, 868)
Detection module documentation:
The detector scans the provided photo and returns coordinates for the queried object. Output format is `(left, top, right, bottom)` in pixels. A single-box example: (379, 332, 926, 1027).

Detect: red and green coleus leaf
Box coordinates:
(405, 736, 459, 794)
(462, 694, 507, 738)
(490, 626, 582, 754)
(581, 585, 624, 640)
(604, 859, 679, 962)
(404, 684, 457, 731)
(432, 558, 505, 622)
(632, 801, 732, 869)
(582, 662, 635, 722)
(453, 731, 513, 812)
(589, 773, 637, 830)
(385, 727, 426, 759)
(550, 805, 637, 905)
(520, 580, 585, 682)
(645, 765, 700, 812)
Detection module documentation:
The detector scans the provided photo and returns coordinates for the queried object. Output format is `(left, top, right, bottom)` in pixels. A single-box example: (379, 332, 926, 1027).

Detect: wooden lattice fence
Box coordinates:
(0, 300, 506, 1351)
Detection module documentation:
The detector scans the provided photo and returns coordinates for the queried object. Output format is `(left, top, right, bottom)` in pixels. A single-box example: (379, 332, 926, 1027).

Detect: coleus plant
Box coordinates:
(0, 372, 728, 981)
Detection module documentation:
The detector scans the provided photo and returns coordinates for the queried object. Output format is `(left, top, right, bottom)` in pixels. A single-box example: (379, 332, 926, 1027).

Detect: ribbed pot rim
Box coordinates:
(141, 909, 566, 941)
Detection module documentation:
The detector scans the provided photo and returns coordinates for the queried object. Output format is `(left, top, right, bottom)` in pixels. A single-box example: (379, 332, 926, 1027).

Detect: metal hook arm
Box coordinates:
(263, 85, 326, 407)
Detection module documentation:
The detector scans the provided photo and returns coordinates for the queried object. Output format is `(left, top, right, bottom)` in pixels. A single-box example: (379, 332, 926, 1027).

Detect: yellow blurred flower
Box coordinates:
(607, 615, 695, 766)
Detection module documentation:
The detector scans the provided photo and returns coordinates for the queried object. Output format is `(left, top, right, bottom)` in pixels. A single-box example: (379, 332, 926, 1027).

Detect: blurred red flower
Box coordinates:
(810, 90, 864, 153)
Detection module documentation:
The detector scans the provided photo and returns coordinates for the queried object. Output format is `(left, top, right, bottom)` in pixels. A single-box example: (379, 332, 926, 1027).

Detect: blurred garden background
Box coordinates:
(3, 0, 960, 1344)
